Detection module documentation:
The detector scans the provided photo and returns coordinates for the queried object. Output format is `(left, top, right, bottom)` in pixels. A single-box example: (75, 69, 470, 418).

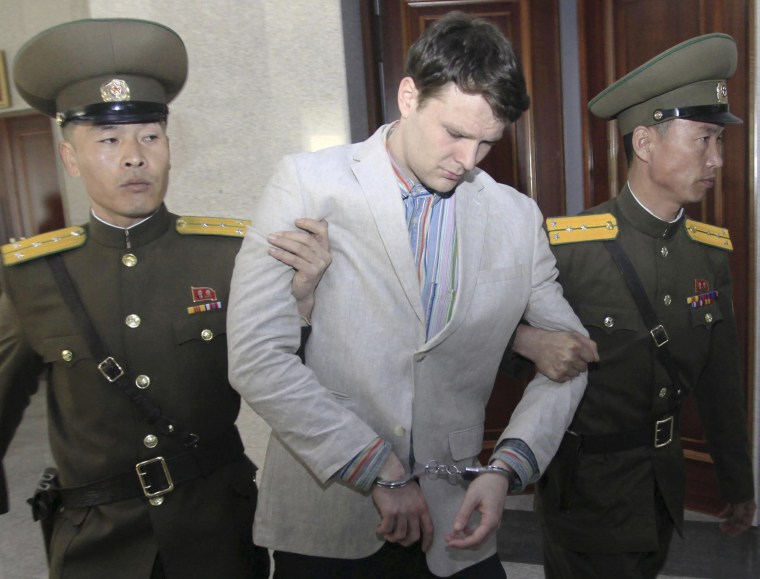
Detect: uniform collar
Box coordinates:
(87, 204, 172, 248)
(617, 185, 683, 239)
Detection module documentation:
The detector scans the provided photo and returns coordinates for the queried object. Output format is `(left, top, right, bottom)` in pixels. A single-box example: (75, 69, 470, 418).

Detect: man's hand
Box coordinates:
(371, 454, 434, 551)
(513, 325, 599, 382)
(718, 500, 756, 537)
(267, 218, 332, 321)
(445, 462, 510, 550)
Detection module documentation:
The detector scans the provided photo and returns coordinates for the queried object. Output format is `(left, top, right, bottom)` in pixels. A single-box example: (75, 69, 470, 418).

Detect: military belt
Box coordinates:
(575, 413, 678, 454)
(57, 427, 245, 508)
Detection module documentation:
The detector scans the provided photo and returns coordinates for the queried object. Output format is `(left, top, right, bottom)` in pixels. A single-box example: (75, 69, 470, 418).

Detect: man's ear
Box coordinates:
(631, 126, 652, 162)
(397, 76, 418, 119)
(58, 140, 80, 177)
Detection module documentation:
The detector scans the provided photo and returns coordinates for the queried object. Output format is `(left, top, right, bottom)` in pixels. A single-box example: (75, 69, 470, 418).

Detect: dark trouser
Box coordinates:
(151, 554, 167, 579)
(273, 541, 506, 578)
(541, 489, 675, 579)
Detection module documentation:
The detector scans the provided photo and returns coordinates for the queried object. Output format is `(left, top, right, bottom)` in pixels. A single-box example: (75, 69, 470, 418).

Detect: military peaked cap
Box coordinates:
(589, 33, 741, 135)
(13, 18, 187, 126)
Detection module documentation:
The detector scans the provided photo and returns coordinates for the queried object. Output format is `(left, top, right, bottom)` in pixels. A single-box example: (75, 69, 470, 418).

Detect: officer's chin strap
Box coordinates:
(47, 254, 199, 447)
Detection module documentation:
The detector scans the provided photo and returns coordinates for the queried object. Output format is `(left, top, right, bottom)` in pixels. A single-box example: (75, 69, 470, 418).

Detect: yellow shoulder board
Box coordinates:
(176, 216, 250, 238)
(545, 214, 618, 245)
(685, 219, 732, 251)
(2, 226, 86, 266)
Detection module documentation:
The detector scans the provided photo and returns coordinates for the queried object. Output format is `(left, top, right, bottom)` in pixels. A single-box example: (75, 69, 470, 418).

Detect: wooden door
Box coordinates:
(0, 113, 63, 242)
(361, 0, 566, 457)
(579, 0, 753, 514)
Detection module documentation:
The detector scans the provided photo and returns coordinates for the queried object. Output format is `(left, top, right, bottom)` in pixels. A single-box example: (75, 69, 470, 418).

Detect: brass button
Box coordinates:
(122, 253, 138, 267)
(659, 387, 668, 398)
(201, 329, 214, 341)
(61, 350, 74, 362)
(135, 375, 151, 389)
(149, 497, 164, 507)
(125, 314, 141, 328)
(705, 313, 713, 323)
(603, 316, 614, 328)
(663, 295, 672, 306)
(143, 434, 158, 448)
(393, 425, 406, 437)
(660, 246, 669, 258)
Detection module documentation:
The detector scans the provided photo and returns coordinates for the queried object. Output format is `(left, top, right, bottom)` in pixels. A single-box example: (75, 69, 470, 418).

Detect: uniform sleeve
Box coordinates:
(0, 287, 44, 513)
(227, 156, 381, 485)
(692, 253, 754, 503)
(497, 322, 536, 380)
(494, 201, 588, 475)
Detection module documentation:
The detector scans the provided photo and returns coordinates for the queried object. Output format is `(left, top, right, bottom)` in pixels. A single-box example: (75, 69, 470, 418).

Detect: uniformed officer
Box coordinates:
(512, 33, 756, 578)
(0, 19, 330, 578)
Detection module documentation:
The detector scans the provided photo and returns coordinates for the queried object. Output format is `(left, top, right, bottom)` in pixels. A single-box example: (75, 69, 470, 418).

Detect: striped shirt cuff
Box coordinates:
(490, 438, 538, 493)
(336, 437, 392, 492)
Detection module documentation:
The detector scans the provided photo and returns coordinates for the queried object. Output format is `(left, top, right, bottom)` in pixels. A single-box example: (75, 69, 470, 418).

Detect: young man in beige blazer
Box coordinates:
(228, 12, 597, 578)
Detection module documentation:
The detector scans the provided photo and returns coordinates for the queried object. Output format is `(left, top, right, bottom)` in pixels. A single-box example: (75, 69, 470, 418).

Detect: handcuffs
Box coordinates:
(374, 460, 518, 492)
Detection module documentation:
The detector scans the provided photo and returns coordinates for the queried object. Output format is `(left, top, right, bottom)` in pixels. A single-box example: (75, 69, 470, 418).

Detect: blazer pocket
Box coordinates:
(449, 424, 485, 461)
(41, 335, 93, 367)
(476, 265, 525, 285)
(173, 310, 227, 345)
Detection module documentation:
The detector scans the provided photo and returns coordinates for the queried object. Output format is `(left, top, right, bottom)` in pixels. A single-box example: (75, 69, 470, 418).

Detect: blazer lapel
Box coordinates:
(351, 131, 426, 324)
(422, 175, 488, 350)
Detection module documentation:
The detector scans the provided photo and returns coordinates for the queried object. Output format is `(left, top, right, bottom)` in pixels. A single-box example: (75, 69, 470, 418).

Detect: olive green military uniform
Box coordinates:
(534, 33, 754, 578)
(1, 17, 269, 579)
(536, 187, 753, 554)
(0, 206, 269, 578)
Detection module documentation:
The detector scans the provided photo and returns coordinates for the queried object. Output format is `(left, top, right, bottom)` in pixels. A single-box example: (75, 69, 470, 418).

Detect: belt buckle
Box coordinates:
(650, 325, 669, 348)
(135, 457, 174, 498)
(654, 416, 674, 448)
(97, 357, 125, 382)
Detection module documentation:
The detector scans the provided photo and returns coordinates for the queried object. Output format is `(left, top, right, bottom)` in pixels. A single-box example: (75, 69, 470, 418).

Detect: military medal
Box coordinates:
(687, 291, 718, 308)
(187, 301, 223, 314)
(188, 286, 222, 314)
(192, 286, 218, 302)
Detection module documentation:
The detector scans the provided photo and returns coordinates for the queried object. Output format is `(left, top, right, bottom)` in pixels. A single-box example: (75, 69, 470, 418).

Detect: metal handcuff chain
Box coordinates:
(374, 460, 514, 489)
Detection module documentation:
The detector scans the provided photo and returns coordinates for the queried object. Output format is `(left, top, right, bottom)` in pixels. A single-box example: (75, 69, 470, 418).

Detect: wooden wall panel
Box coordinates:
(0, 114, 63, 241)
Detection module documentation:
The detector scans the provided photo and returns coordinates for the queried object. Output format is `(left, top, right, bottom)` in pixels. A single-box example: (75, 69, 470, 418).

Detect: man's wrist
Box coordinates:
(374, 473, 417, 489)
(484, 460, 518, 492)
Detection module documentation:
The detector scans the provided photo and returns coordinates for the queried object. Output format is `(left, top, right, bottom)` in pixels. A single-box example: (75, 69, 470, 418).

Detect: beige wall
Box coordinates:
(1, 0, 356, 224)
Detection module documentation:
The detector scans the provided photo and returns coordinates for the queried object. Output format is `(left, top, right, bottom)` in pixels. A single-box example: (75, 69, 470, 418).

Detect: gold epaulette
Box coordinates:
(176, 216, 250, 238)
(685, 219, 732, 251)
(2, 226, 86, 266)
(545, 214, 618, 245)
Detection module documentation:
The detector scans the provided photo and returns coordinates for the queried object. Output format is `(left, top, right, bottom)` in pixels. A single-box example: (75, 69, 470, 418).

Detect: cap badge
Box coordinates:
(100, 79, 131, 103)
(716, 81, 728, 104)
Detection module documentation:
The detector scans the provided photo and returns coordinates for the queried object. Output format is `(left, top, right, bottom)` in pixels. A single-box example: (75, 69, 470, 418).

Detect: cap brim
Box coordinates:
(686, 110, 743, 125)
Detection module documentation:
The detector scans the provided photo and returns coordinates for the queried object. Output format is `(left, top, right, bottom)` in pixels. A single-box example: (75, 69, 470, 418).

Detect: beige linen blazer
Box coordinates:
(228, 126, 587, 577)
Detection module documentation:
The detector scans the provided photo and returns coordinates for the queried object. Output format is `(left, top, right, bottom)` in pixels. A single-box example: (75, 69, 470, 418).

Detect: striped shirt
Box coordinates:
(387, 133, 458, 340)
